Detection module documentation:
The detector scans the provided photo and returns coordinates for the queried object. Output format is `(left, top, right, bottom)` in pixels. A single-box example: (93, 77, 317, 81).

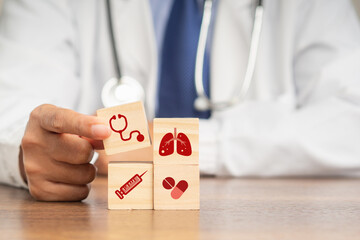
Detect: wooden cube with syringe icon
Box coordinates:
(108, 162, 153, 210)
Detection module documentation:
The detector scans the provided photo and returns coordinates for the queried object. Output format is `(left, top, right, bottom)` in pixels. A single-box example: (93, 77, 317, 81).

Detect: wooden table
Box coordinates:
(1, 177, 360, 240)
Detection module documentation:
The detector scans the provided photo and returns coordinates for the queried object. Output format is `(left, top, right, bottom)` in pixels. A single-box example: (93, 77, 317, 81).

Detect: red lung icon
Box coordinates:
(159, 132, 174, 156)
(159, 128, 192, 156)
(177, 132, 191, 156)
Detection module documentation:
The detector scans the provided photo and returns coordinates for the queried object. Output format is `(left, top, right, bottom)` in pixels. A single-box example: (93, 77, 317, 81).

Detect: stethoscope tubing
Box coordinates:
(194, 0, 213, 107)
(102, 0, 146, 107)
(106, 0, 122, 81)
(194, 0, 264, 111)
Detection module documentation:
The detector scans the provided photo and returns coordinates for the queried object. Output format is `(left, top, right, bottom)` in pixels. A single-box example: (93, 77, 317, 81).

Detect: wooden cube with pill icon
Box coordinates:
(96, 101, 151, 155)
(153, 164, 200, 210)
(108, 162, 153, 210)
(153, 118, 199, 165)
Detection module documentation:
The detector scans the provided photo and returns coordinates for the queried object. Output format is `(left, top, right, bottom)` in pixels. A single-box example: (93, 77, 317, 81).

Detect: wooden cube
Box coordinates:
(97, 101, 151, 155)
(154, 164, 199, 210)
(108, 162, 153, 210)
(153, 118, 199, 165)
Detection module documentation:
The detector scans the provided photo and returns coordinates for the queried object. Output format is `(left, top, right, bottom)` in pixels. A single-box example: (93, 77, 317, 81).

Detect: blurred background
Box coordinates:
(354, 0, 360, 17)
(0, 0, 360, 18)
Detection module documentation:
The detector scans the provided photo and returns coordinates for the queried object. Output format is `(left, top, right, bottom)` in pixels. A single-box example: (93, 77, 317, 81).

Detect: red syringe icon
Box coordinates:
(115, 171, 147, 200)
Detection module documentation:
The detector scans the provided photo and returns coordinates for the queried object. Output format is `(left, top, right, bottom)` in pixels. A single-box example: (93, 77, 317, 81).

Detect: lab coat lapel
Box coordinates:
(76, 0, 98, 113)
(112, 0, 157, 117)
(211, 0, 255, 106)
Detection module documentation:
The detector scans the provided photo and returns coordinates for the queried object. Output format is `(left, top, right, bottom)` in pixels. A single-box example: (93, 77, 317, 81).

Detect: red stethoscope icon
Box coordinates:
(109, 114, 144, 142)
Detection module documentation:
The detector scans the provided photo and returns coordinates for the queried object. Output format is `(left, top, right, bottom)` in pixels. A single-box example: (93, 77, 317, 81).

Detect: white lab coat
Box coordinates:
(1, 0, 360, 188)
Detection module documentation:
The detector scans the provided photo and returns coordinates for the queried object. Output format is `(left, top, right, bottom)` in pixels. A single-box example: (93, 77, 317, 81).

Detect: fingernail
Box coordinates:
(91, 125, 111, 139)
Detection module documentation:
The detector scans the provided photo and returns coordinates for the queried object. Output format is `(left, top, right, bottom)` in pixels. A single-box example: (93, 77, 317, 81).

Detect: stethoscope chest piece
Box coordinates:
(194, 96, 211, 111)
(101, 76, 145, 107)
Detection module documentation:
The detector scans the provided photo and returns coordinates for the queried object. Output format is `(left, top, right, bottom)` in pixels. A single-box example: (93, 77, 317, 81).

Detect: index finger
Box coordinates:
(36, 104, 111, 140)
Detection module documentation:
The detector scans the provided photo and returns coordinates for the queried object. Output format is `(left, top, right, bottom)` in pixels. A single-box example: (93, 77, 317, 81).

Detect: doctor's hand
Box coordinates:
(20, 104, 111, 201)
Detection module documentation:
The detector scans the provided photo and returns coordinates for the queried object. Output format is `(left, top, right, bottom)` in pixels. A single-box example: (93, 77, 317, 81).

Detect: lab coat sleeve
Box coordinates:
(0, 0, 79, 187)
(199, 0, 360, 177)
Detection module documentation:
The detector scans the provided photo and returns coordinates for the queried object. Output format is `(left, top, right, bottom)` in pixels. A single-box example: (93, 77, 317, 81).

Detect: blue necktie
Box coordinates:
(157, 0, 211, 118)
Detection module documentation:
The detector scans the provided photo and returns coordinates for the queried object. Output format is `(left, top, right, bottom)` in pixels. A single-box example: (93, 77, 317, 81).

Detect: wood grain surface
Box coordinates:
(1, 177, 360, 240)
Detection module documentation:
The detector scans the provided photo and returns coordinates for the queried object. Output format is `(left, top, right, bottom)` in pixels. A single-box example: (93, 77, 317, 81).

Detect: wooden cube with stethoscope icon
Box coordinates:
(96, 101, 151, 155)
(99, 101, 199, 210)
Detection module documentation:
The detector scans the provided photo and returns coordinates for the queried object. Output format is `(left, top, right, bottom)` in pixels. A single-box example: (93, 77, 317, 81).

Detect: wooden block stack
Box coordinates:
(97, 101, 199, 210)
(97, 101, 152, 210)
(153, 118, 200, 210)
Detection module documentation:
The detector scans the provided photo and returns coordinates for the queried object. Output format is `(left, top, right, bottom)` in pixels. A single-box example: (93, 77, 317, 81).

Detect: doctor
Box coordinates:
(0, 0, 360, 201)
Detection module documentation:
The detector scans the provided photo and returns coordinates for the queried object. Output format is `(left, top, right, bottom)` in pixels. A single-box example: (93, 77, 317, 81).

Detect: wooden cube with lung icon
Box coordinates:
(96, 101, 151, 155)
(153, 118, 199, 165)
(108, 162, 153, 210)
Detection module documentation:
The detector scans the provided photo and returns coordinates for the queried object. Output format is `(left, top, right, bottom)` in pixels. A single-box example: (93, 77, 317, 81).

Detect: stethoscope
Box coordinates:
(102, 0, 264, 111)
(109, 114, 145, 142)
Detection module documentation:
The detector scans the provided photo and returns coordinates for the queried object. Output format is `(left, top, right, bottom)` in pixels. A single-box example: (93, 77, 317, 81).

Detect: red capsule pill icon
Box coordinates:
(170, 180, 188, 199)
(162, 177, 189, 199)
